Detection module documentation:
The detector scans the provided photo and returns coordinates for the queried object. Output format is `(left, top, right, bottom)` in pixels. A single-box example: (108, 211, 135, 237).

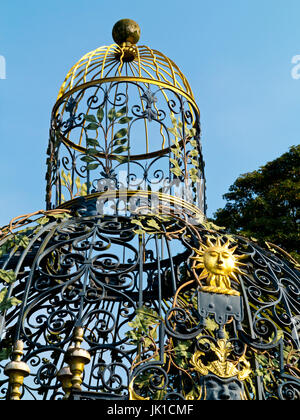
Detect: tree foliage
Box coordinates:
(213, 145, 300, 262)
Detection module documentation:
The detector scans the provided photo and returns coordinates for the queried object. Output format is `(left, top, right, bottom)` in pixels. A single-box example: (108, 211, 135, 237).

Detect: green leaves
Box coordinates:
(15, 235, 30, 250)
(61, 169, 72, 187)
(0, 270, 16, 284)
(86, 163, 100, 171)
(114, 106, 128, 120)
(60, 169, 91, 199)
(108, 107, 117, 122)
(146, 219, 161, 231)
(86, 138, 100, 148)
(82, 106, 131, 166)
(204, 317, 219, 332)
(169, 158, 183, 177)
(84, 106, 129, 129)
(112, 146, 129, 155)
(115, 155, 129, 163)
(0, 269, 21, 315)
(84, 114, 97, 123)
(97, 107, 104, 123)
(107, 106, 129, 123)
(74, 177, 89, 196)
(85, 122, 99, 131)
(174, 341, 192, 358)
(189, 167, 199, 183)
(189, 149, 199, 158)
(113, 128, 128, 140)
(84, 108, 104, 129)
(131, 217, 162, 235)
(168, 115, 196, 140)
(168, 113, 201, 183)
(48, 212, 71, 221)
(119, 116, 133, 125)
(0, 288, 21, 313)
(0, 233, 31, 259)
(80, 156, 96, 163)
(84, 114, 99, 130)
(111, 127, 129, 155)
(0, 347, 12, 362)
(213, 145, 300, 263)
(112, 138, 128, 147)
(36, 216, 50, 226)
(126, 306, 161, 346)
(129, 306, 161, 332)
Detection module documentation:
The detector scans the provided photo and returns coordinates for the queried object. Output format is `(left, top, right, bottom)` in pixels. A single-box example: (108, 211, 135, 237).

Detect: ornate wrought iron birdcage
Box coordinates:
(0, 20, 299, 401)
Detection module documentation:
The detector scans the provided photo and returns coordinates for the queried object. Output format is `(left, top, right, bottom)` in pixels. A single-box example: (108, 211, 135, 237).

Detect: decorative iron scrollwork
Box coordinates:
(0, 211, 299, 400)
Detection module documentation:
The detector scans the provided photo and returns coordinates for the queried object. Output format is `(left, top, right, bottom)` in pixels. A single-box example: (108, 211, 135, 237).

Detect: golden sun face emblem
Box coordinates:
(191, 237, 247, 296)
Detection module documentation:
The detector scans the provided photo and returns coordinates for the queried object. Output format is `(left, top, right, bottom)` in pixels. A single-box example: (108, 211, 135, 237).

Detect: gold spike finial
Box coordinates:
(57, 366, 73, 400)
(4, 340, 30, 400)
(65, 327, 91, 392)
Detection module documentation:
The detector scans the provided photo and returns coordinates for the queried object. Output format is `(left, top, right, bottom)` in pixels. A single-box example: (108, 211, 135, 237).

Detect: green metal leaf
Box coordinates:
(115, 106, 127, 118)
(97, 107, 104, 123)
(86, 148, 99, 155)
(0, 270, 16, 284)
(80, 156, 96, 163)
(108, 108, 117, 122)
(84, 114, 97, 123)
(113, 128, 128, 140)
(118, 116, 133, 124)
(86, 138, 100, 147)
(112, 138, 128, 147)
(115, 156, 129, 163)
(146, 219, 161, 231)
(189, 149, 199, 157)
(170, 158, 183, 176)
(86, 163, 100, 170)
(85, 123, 99, 130)
(113, 146, 129, 155)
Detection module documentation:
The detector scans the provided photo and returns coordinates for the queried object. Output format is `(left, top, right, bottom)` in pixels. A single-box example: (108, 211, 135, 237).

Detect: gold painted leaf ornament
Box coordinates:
(191, 339, 252, 381)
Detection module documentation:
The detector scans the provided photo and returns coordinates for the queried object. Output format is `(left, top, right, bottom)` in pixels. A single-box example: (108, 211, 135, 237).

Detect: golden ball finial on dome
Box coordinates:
(112, 19, 141, 46)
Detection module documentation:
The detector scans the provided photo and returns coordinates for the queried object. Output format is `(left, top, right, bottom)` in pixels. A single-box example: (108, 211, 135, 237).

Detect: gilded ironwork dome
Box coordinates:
(57, 19, 194, 102)
(46, 19, 205, 214)
(0, 20, 299, 401)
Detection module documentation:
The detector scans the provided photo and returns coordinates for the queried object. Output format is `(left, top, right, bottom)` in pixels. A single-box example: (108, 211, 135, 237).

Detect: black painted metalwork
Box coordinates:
(0, 203, 299, 400)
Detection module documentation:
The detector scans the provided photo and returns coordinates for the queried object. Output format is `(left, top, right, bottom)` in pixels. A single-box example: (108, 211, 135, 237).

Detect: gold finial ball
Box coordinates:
(112, 19, 141, 46)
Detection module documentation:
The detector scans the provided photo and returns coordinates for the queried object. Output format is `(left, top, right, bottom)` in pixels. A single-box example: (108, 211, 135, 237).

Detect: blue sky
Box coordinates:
(0, 0, 299, 226)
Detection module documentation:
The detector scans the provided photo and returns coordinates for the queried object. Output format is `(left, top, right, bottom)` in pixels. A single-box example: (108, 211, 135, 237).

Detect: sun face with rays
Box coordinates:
(191, 237, 247, 296)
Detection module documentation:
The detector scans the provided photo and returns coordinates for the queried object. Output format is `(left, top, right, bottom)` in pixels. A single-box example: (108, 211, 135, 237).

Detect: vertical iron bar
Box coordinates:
(239, 274, 264, 400)
(155, 236, 165, 364)
(163, 232, 177, 295)
(138, 234, 144, 308)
